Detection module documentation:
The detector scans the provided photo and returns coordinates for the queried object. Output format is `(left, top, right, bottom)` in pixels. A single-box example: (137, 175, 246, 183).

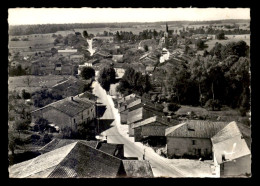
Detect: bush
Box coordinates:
(80, 67, 95, 80)
(43, 133, 53, 144)
(168, 103, 181, 112)
(216, 32, 225, 40)
(205, 99, 222, 111)
(22, 89, 31, 99)
(34, 118, 49, 132)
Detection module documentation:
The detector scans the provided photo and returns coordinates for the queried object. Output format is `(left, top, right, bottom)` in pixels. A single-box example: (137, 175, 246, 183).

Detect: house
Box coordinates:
(58, 49, 77, 56)
(130, 63, 146, 74)
(78, 59, 99, 74)
(165, 120, 228, 159)
(211, 121, 251, 177)
(127, 98, 163, 113)
(118, 97, 139, 124)
(145, 66, 155, 74)
(127, 105, 165, 137)
(31, 96, 96, 132)
(113, 63, 128, 78)
(93, 36, 114, 43)
(117, 93, 138, 108)
(51, 77, 80, 97)
(132, 116, 173, 142)
(78, 91, 98, 102)
(112, 55, 124, 63)
(9, 141, 125, 178)
(69, 54, 84, 63)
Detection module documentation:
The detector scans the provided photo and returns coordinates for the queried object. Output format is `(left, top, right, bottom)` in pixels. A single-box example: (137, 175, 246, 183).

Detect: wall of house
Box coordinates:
(120, 112, 127, 124)
(41, 108, 75, 130)
(221, 155, 251, 177)
(129, 124, 135, 137)
(167, 137, 212, 158)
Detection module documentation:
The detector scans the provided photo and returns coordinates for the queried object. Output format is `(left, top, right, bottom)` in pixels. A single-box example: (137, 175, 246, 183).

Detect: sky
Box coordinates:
(8, 8, 250, 25)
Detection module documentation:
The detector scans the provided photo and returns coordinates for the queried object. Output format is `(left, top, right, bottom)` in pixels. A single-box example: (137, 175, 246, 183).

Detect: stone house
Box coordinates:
(69, 54, 84, 63)
(211, 121, 251, 177)
(132, 116, 172, 142)
(31, 96, 96, 132)
(127, 105, 165, 137)
(165, 120, 228, 159)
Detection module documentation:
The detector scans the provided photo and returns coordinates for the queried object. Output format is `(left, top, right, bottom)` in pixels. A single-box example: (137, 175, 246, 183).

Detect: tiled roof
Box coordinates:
(9, 141, 124, 178)
(127, 98, 154, 110)
(127, 106, 164, 124)
(122, 160, 153, 178)
(211, 121, 251, 164)
(39, 139, 99, 154)
(31, 96, 95, 117)
(127, 107, 144, 124)
(165, 120, 228, 138)
(97, 143, 123, 157)
(132, 116, 171, 129)
(9, 142, 77, 178)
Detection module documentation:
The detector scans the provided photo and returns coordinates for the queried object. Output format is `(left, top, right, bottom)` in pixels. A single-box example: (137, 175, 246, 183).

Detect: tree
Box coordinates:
(216, 32, 225, 40)
(80, 67, 95, 80)
(98, 66, 116, 92)
(22, 89, 31, 99)
(144, 45, 149, 52)
(83, 30, 89, 39)
(167, 103, 181, 112)
(34, 118, 49, 132)
(195, 39, 205, 50)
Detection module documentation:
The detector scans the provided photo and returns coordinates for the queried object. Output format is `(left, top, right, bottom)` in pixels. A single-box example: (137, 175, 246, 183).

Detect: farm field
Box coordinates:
(204, 34, 250, 51)
(8, 75, 76, 93)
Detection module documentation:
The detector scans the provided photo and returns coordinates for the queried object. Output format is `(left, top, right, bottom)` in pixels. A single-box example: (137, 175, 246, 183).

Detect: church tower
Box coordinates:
(164, 22, 169, 38)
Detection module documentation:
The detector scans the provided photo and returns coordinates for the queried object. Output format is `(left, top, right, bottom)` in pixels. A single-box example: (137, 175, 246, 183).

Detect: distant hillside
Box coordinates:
(9, 19, 250, 36)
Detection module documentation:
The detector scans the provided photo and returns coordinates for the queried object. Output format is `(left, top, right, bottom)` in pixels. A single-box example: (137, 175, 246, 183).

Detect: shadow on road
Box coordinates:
(96, 119, 114, 134)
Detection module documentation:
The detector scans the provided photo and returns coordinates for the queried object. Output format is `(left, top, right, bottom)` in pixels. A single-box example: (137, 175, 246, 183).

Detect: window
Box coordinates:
(192, 140, 196, 145)
(73, 118, 76, 123)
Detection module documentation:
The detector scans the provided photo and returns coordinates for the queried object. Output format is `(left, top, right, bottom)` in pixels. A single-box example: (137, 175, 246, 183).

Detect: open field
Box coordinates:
(204, 34, 250, 51)
(8, 75, 75, 93)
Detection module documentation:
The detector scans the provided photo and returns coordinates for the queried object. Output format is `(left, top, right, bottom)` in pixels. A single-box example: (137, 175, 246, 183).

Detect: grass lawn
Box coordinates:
(8, 75, 76, 93)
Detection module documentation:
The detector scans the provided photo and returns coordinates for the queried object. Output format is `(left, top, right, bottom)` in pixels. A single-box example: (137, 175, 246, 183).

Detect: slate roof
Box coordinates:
(165, 120, 228, 138)
(132, 116, 171, 129)
(31, 96, 95, 117)
(122, 160, 153, 178)
(211, 121, 251, 164)
(9, 141, 123, 178)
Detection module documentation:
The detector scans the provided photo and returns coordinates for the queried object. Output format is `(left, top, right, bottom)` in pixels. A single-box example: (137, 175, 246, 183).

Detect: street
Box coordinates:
(92, 80, 186, 177)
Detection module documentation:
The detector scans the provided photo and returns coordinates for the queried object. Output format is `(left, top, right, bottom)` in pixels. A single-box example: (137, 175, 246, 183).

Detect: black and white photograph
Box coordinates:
(8, 8, 251, 178)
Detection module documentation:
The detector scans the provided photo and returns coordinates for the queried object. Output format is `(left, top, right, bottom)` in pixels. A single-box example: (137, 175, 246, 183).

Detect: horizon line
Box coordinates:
(9, 18, 250, 26)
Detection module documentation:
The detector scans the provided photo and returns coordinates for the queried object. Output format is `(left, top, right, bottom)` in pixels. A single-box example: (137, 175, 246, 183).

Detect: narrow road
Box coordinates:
(92, 80, 186, 177)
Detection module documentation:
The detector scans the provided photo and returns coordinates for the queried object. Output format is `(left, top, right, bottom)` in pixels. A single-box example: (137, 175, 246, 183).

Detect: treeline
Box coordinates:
(9, 23, 128, 36)
(183, 27, 250, 35)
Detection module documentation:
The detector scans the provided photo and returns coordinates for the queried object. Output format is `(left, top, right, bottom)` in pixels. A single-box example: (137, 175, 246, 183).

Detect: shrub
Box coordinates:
(34, 118, 49, 132)
(205, 99, 222, 111)
(43, 133, 53, 144)
(168, 103, 181, 112)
